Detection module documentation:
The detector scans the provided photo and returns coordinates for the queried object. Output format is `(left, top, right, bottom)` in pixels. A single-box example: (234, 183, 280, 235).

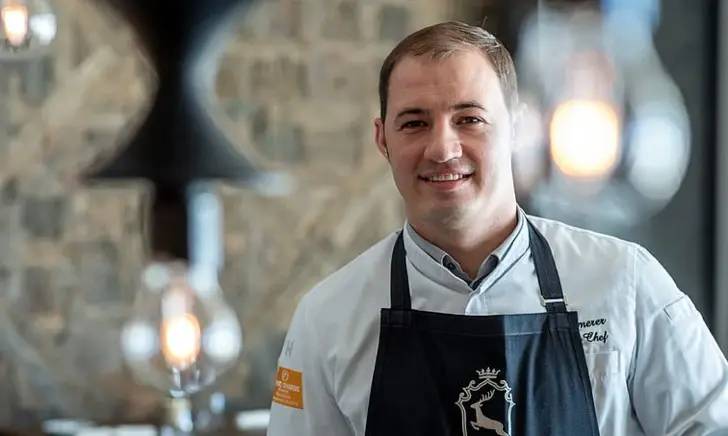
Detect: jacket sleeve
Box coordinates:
(629, 245, 728, 435)
(266, 293, 352, 436)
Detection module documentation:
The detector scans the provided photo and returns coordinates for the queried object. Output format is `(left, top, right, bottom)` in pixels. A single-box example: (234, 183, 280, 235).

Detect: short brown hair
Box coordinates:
(378, 21, 518, 120)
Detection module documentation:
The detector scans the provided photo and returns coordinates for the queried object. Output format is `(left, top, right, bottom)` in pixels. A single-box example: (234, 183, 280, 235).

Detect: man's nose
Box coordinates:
(423, 122, 463, 163)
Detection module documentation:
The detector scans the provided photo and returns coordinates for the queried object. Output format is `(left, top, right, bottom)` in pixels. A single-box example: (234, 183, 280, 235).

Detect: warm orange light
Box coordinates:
(1, 5, 28, 46)
(550, 99, 621, 179)
(161, 313, 201, 368)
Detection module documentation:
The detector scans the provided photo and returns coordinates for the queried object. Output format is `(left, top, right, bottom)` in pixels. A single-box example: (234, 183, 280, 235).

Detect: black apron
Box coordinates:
(364, 220, 600, 436)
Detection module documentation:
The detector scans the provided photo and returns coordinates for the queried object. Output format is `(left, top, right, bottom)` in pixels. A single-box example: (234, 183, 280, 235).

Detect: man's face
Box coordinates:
(375, 50, 516, 227)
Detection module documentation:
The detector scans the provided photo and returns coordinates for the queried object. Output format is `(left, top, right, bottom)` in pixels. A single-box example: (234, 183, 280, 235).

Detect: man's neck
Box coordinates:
(408, 203, 519, 279)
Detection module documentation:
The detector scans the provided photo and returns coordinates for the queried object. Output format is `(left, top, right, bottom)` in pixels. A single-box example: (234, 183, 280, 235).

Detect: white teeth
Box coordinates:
(427, 174, 466, 182)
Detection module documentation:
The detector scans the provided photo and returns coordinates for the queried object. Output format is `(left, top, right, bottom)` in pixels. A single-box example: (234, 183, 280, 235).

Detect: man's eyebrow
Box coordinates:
(394, 107, 427, 120)
(450, 101, 487, 112)
(394, 101, 487, 120)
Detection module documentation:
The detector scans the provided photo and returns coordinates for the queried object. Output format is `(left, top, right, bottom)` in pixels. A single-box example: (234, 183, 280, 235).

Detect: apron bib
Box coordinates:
(364, 220, 600, 436)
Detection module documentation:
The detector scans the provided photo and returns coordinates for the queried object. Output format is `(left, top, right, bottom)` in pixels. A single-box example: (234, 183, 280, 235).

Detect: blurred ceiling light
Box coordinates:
(550, 99, 621, 180)
(1, 3, 27, 46)
(0, 0, 56, 60)
(514, 4, 690, 229)
(626, 105, 689, 201)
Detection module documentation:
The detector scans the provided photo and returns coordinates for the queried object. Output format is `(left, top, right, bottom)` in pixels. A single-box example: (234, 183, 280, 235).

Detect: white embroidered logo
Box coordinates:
(455, 368, 515, 436)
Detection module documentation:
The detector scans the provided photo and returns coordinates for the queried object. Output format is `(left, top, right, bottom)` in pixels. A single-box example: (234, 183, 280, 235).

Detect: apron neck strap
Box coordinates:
(390, 219, 567, 313)
(390, 231, 411, 310)
(526, 220, 567, 313)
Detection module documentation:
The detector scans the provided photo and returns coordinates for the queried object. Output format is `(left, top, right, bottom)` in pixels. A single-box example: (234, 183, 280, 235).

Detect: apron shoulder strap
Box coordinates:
(390, 232, 412, 310)
(526, 220, 567, 313)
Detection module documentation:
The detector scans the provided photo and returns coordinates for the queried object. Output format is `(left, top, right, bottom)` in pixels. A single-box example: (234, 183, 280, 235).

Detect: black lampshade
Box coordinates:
(82, 0, 266, 187)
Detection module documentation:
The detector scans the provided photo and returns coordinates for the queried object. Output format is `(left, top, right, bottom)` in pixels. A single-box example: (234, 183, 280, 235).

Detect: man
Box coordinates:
(266, 21, 728, 435)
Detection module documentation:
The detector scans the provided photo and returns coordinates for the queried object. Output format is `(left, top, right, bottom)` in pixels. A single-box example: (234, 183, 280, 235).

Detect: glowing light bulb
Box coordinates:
(120, 184, 242, 398)
(514, 5, 690, 228)
(162, 315, 201, 363)
(1, 4, 27, 46)
(161, 312, 202, 369)
(549, 99, 621, 179)
(162, 316, 200, 364)
(1, 0, 56, 59)
(122, 261, 242, 397)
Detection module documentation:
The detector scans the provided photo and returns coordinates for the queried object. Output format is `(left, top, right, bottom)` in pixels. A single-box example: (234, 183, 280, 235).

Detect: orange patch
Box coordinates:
(272, 366, 304, 409)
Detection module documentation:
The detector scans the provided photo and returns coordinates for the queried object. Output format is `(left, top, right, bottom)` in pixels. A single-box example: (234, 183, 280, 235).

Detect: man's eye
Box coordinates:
(459, 117, 484, 124)
(402, 121, 427, 129)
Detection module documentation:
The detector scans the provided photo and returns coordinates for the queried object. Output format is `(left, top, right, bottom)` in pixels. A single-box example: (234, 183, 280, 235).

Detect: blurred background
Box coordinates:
(0, 0, 725, 433)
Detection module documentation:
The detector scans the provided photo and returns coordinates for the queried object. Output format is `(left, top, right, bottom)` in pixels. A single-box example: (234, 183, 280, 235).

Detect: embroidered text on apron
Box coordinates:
(363, 220, 600, 436)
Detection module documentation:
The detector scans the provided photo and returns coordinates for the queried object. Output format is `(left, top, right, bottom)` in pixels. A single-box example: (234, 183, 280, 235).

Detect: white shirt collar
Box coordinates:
(403, 207, 530, 291)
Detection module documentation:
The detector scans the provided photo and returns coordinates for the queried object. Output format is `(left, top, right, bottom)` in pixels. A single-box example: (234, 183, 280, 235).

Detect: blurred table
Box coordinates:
(0, 409, 270, 436)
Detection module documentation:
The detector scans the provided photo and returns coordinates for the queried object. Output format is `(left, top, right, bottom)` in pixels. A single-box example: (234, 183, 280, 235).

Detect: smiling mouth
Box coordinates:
(419, 173, 473, 182)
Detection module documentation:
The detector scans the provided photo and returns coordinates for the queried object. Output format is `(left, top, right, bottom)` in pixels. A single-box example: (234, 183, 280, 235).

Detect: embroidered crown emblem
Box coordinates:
(476, 368, 501, 379)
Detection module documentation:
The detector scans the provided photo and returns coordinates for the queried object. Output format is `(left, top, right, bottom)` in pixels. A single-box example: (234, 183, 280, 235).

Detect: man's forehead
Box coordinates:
(387, 51, 504, 112)
(389, 50, 497, 84)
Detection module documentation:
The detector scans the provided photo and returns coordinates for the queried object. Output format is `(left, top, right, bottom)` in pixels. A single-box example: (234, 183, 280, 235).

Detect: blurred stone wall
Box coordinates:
(0, 0, 501, 426)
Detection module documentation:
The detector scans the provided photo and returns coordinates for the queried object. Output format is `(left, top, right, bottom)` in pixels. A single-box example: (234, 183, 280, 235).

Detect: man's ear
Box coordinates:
(374, 117, 389, 160)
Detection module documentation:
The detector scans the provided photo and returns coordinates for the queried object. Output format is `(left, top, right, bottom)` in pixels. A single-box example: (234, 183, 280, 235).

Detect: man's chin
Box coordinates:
(419, 202, 474, 227)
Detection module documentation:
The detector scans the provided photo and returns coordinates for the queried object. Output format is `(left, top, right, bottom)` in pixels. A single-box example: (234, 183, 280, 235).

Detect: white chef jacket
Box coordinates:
(266, 213, 728, 435)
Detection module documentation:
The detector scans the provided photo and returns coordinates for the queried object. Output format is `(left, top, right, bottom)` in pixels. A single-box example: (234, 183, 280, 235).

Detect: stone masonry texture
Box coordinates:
(0, 0, 500, 426)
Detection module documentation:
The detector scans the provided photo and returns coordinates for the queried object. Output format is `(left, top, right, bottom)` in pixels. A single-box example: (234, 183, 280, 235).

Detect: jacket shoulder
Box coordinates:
(297, 231, 399, 318)
(527, 214, 641, 265)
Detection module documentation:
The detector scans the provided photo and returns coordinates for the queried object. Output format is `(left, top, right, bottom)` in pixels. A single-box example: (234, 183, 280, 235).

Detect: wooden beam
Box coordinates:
(52, 0, 79, 79)
(0, 305, 86, 416)
(65, 111, 129, 130)
(244, 153, 393, 331)
(74, 0, 135, 55)
(292, 153, 391, 244)
(0, 46, 119, 187)
(208, 97, 282, 171)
